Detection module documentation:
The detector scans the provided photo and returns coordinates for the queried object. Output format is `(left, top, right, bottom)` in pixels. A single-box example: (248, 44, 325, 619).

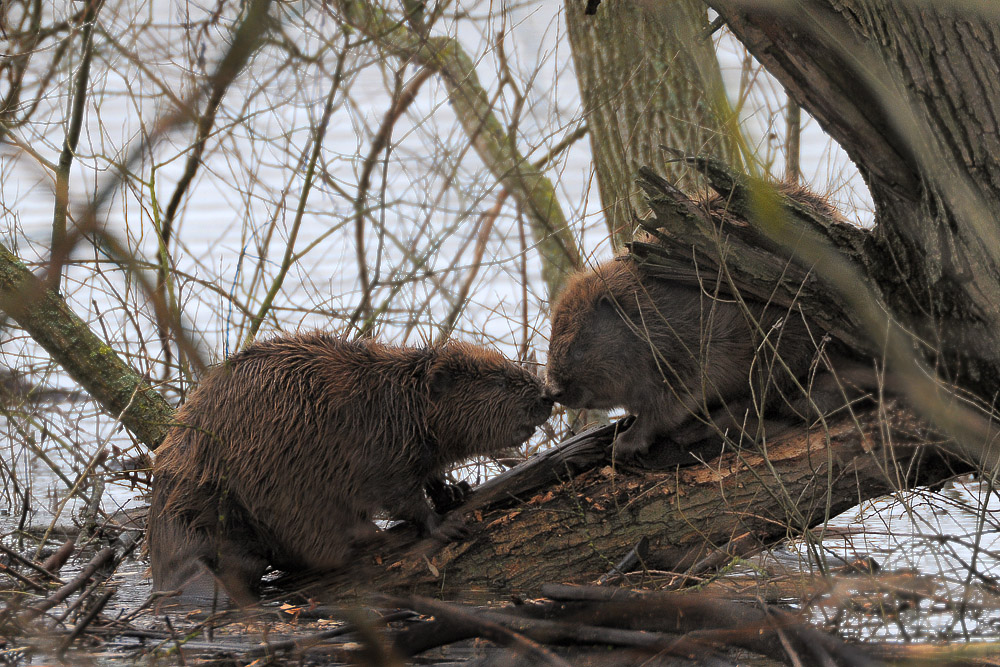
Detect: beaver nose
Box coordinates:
(542, 385, 562, 402)
(532, 396, 553, 422)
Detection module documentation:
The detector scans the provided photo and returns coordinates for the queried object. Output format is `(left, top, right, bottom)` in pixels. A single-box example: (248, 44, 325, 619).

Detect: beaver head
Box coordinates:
(423, 342, 552, 462)
(545, 261, 641, 411)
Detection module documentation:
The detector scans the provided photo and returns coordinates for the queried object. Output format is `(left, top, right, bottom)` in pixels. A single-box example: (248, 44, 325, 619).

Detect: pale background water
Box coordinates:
(1, 0, 995, 641)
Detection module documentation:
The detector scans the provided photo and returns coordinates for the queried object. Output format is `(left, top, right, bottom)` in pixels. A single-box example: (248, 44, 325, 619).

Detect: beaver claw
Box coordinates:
(418, 508, 470, 542)
(425, 477, 473, 513)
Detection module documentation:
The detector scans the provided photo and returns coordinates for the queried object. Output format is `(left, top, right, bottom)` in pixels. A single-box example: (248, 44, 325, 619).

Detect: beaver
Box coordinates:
(147, 333, 552, 606)
(546, 257, 840, 457)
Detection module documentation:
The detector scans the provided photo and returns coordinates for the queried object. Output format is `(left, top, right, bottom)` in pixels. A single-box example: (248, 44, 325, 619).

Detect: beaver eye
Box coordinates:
(569, 344, 585, 362)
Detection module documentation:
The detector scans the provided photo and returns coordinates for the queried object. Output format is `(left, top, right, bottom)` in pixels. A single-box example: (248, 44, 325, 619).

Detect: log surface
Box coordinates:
(310, 402, 962, 599)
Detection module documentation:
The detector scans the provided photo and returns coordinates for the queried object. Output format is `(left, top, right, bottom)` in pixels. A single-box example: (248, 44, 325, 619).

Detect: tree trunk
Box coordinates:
(564, 0, 742, 247)
(704, 1, 1000, 404)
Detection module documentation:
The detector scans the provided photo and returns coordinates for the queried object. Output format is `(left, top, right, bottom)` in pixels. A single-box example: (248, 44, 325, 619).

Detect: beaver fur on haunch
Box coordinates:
(148, 333, 552, 605)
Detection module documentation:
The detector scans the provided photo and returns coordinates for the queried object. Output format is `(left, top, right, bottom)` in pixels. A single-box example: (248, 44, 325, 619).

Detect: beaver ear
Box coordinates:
(591, 295, 622, 328)
(595, 294, 617, 315)
(427, 366, 454, 399)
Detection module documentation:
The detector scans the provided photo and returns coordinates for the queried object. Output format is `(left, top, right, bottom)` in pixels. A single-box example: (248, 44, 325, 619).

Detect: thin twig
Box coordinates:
(51, 0, 103, 282)
(435, 191, 508, 343)
(329, 0, 581, 297)
(245, 46, 348, 344)
(0, 542, 64, 584)
(20, 546, 115, 622)
(0, 562, 48, 592)
(244, 609, 415, 658)
(785, 99, 801, 182)
(349, 65, 435, 335)
(154, 0, 276, 368)
(58, 588, 114, 653)
(387, 595, 573, 667)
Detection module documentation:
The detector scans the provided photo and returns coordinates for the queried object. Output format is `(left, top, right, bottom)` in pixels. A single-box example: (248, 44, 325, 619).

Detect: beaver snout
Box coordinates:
(542, 384, 562, 402)
(532, 395, 554, 423)
(544, 382, 589, 408)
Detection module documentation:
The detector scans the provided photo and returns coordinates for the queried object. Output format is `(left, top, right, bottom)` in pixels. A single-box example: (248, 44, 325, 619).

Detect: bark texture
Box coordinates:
(0, 242, 174, 448)
(564, 0, 741, 247)
(313, 402, 961, 598)
(705, 0, 1000, 401)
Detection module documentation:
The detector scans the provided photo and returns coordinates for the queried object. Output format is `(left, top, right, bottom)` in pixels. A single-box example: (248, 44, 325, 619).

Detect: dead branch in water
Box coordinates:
(382, 587, 880, 666)
(18, 546, 114, 623)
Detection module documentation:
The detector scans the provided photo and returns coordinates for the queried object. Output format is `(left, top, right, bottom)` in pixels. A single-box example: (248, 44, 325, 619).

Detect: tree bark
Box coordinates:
(564, 0, 742, 247)
(629, 165, 872, 352)
(0, 242, 174, 449)
(308, 402, 964, 598)
(703, 1, 1000, 401)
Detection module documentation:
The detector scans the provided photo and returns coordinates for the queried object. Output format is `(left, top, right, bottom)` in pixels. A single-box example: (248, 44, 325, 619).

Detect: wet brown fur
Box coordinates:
(148, 333, 552, 604)
(544, 181, 870, 455)
(546, 257, 825, 455)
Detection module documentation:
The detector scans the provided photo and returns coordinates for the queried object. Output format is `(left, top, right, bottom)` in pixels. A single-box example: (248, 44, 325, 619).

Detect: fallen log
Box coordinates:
(305, 400, 965, 599)
(386, 587, 880, 666)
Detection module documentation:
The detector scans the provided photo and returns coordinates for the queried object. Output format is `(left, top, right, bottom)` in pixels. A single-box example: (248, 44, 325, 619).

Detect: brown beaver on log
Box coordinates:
(545, 258, 817, 457)
(148, 333, 552, 606)
(546, 255, 875, 459)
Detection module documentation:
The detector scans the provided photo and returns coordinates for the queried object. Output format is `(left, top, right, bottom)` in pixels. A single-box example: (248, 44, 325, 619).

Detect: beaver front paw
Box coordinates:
(611, 422, 652, 458)
(425, 477, 473, 514)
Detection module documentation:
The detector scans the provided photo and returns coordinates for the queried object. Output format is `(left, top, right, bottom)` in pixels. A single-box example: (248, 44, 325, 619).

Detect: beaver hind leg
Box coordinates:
(149, 476, 269, 610)
(152, 526, 268, 611)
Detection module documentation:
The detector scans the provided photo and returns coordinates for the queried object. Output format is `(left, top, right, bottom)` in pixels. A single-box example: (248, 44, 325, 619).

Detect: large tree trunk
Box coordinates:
(564, 0, 742, 247)
(704, 1, 1000, 407)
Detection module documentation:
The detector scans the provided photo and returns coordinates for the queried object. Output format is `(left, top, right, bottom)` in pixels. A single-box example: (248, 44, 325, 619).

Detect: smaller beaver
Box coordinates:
(148, 334, 552, 606)
(546, 258, 827, 456)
